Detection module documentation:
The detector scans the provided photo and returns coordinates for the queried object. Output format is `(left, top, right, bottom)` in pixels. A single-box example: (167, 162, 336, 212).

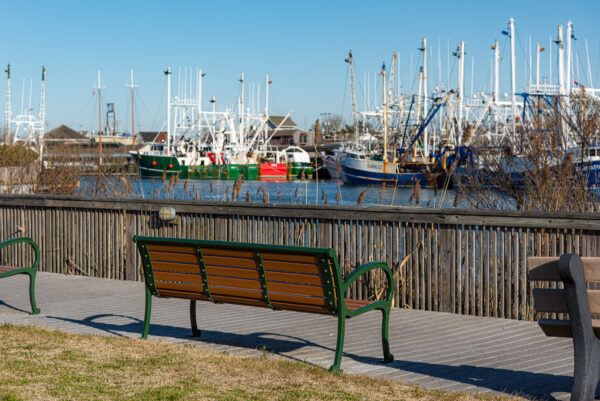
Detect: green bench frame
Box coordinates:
(0, 237, 40, 315)
(134, 236, 394, 371)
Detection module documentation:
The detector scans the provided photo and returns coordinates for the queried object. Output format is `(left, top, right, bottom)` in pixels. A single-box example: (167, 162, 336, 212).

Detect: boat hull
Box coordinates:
(340, 157, 437, 187)
(287, 162, 313, 179)
(259, 163, 287, 180)
(136, 154, 258, 180)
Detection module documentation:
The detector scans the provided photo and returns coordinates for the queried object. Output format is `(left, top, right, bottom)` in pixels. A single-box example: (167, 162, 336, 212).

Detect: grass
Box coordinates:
(0, 324, 525, 401)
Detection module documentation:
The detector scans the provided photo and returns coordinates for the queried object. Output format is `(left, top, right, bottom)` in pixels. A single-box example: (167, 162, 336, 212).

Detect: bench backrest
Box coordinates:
(134, 236, 341, 315)
(528, 256, 600, 338)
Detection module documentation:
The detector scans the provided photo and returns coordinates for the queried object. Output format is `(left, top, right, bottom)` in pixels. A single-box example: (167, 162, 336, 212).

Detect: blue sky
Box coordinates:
(1, 0, 599, 132)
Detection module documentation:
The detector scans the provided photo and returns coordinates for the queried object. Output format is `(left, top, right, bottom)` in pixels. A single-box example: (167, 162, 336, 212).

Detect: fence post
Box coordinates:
(439, 224, 453, 312)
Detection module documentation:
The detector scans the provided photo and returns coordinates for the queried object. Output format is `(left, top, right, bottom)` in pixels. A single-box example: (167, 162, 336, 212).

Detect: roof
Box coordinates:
(268, 116, 297, 129)
(44, 125, 86, 140)
(138, 131, 167, 143)
(270, 129, 297, 138)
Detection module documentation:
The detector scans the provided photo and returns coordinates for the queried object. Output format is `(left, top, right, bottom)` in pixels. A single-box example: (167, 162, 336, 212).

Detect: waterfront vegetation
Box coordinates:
(0, 324, 523, 401)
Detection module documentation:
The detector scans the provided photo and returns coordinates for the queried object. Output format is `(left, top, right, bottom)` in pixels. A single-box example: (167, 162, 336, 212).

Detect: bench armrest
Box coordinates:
(341, 261, 394, 316)
(0, 237, 40, 271)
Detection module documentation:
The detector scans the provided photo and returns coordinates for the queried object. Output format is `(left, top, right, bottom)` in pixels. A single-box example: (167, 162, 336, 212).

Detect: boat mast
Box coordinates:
(5, 64, 10, 142)
(381, 63, 388, 162)
(566, 21, 573, 94)
(264, 75, 270, 143)
(493, 40, 500, 105)
(165, 68, 171, 154)
(95, 71, 104, 157)
(421, 38, 428, 157)
(557, 25, 565, 95)
(39, 66, 46, 160)
(458, 41, 465, 128)
(536, 43, 541, 88)
(128, 69, 137, 150)
(508, 18, 516, 129)
(345, 50, 359, 141)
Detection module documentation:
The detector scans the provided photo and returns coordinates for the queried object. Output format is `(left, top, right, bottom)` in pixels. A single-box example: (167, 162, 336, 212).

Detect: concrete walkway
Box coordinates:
(0, 272, 589, 400)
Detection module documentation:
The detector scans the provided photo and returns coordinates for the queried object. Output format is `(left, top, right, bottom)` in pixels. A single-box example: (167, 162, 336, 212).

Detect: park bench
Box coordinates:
(528, 254, 600, 401)
(0, 237, 40, 315)
(133, 235, 394, 371)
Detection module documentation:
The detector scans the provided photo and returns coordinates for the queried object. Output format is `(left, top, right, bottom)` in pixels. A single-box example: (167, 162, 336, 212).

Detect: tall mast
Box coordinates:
(94, 71, 104, 156)
(264, 74, 269, 118)
(493, 40, 500, 105)
(127, 69, 137, 150)
(536, 43, 541, 87)
(458, 42, 464, 125)
(508, 18, 516, 125)
(5, 64, 10, 141)
(198, 69, 203, 123)
(240, 73, 245, 140)
(566, 21, 573, 94)
(39, 65, 46, 160)
(557, 25, 565, 95)
(381, 63, 388, 162)
(421, 38, 428, 156)
(165, 68, 171, 153)
(345, 50, 359, 140)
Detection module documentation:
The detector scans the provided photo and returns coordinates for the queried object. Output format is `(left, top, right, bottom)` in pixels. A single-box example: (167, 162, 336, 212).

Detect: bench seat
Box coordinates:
(134, 236, 395, 371)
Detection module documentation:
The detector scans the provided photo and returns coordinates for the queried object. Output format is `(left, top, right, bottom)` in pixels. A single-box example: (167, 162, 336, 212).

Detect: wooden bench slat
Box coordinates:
(152, 261, 201, 274)
(205, 265, 260, 280)
(268, 292, 328, 307)
(528, 257, 560, 281)
(149, 251, 199, 265)
(207, 276, 262, 291)
(532, 288, 568, 313)
(345, 299, 371, 311)
(208, 286, 264, 300)
(262, 260, 321, 275)
(582, 258, 600, 282)
(588, 290, 600, 315)
(154, 271, 204, 285)
(528, 256, 600, 282)
(265, 271, 324, 286)
(203, 255, 257, 269)
(158, 289, 210, 301)
(260, 252, 321, 265)
(538, 319, 573, 338)
(268, 282, 325, 297)
(211, 295, 269, 308)
(147, 244, 196, 254)
(270, 301, 331, 314)
(201, 248, 256, 259)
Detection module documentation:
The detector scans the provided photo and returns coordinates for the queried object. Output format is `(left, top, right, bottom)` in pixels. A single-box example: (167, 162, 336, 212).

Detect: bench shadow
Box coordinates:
(44, 313, 589, 400)
(0, 300, 30, 314)
(45, 313, 329, 355)
(351, 354, 584, 401)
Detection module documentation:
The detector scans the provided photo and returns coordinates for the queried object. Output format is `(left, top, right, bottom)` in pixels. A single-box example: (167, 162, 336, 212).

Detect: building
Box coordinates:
(267, 116, 314, 147)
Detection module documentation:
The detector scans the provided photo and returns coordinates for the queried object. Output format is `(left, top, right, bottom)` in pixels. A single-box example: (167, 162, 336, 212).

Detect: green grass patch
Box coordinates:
(0, 324, 524, 401)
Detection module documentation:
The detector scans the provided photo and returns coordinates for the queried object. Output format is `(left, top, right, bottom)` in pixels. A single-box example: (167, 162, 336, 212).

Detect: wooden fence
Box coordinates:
(1, 194, 599, 320)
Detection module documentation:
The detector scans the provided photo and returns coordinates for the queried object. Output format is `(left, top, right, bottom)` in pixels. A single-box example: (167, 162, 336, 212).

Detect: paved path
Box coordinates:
(0, 272, 592, 400)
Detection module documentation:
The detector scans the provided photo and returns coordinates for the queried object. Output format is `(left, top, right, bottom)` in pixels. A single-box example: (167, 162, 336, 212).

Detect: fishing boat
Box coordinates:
(283, 146, 313, 179)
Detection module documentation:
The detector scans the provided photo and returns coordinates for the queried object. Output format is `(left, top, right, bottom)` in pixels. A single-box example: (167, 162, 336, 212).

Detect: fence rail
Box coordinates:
(1, 194, 599, 320)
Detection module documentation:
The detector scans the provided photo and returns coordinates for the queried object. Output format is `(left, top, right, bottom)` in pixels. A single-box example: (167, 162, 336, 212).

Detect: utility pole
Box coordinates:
(127, 69, 137, 150)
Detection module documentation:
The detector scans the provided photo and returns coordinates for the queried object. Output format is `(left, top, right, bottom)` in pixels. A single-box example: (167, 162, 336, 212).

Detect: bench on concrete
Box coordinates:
(528, 254, 600, 401)
(133, 235, 394, 371)
(0, 237, 40, 315)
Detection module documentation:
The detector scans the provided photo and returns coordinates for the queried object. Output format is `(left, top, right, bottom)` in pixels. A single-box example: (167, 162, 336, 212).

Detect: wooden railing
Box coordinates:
(1, 194, 599, 320)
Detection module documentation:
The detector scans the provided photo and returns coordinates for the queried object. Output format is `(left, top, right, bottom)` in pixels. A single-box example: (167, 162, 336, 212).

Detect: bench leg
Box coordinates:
(189, 300, 201, 337)
(381, 307, 393, 363)
(141, 287, 152, 339)
(330, 311, 346, 372)
(28, 272, 40, 315)
(571, 338, 600, 401)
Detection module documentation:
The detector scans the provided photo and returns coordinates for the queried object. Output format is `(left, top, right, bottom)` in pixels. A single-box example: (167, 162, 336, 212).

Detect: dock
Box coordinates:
(0, 272, 583, 400)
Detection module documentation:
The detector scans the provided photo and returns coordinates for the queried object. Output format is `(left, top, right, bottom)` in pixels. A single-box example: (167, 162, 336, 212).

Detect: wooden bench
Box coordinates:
(528, 254, 600, 401)
(0, 237, 40, 315)
(133, 236, 395, 371)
